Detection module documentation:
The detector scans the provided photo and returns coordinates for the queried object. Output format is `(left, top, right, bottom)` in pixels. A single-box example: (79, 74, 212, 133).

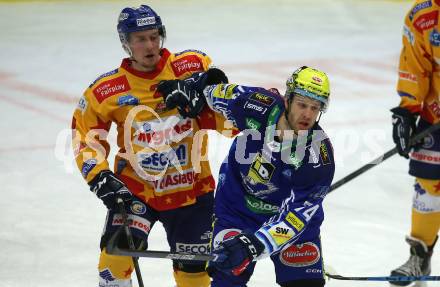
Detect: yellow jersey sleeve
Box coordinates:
(397, 0, 436, 114)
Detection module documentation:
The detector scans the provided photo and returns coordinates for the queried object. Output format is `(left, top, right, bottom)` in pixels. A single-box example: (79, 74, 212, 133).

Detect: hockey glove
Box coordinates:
(157, 79, 205, 118)
(212, 232, 265, 276)
(89, 170, 133, 210)
(391, 106, 418, 158)
(157, 68, 228, 118)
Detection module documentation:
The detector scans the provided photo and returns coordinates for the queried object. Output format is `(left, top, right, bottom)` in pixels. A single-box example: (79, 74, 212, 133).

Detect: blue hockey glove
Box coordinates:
(89, 170, 133, 210)
(157, 68, 228, 118)
(391, 106, 418, 158)
(212, 232, 265, 276)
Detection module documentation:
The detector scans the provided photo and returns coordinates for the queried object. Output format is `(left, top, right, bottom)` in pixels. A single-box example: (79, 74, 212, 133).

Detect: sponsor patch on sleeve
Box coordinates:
(249, 92, 275, 106)
(413, 10, 438, 33)
(77, 95, 88, 114)
(267, 222, 295, 247)
(92, 75, 131, 103)
(171, 55, 204, 77)
(319, 142, 331, 165)
(285, 212, 305, 232)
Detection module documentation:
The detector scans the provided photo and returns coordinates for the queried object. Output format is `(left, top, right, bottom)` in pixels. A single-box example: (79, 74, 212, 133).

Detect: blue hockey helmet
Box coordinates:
(117, 5, 166, 55)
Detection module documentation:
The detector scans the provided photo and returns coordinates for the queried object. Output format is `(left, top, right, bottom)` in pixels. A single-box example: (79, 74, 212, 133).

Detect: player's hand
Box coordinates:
(391, 106, 418, 158)
(157, 79, 205, 118)
(89, 170, 133, 209)
(211, 232, 265, 276)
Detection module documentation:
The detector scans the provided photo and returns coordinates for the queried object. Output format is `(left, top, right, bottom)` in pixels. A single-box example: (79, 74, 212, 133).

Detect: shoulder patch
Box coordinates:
(409, 1, 432, 21)
(89, 69, 118, 88)
(92, 75, 131, 103)
(413, 10, 438, 33)
(249, 92, 275, 107)
(171, 54, 204, 77)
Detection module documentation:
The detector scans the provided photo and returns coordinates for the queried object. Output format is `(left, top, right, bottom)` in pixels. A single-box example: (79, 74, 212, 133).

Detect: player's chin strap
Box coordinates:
(315, 111, 323, 124)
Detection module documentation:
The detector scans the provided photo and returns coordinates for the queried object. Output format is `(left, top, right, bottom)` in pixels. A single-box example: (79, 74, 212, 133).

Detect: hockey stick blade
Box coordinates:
(106, 225, 218, 261)
(326, 273, 440, 281)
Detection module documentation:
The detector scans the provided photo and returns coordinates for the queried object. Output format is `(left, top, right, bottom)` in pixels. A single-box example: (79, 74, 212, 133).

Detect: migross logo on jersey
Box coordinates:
(93, 76, 131, 103)
(112, 214, 151, 236)
(134, 117, 192, 147)
(171, 55, 203, 77)
(279, 242, 320, 267)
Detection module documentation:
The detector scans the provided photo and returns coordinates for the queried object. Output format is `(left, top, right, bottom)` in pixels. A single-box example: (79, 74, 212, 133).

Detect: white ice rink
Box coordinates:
(1, 0, 439, 286)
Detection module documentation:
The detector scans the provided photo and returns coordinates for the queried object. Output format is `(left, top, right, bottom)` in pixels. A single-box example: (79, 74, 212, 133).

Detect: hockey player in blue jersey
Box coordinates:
(158, 66, 335, 286)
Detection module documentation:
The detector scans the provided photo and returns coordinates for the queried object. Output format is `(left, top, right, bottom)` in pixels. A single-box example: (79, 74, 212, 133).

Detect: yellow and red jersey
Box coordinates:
(397, 0, 440, 123)
(72, 48, 236, 211)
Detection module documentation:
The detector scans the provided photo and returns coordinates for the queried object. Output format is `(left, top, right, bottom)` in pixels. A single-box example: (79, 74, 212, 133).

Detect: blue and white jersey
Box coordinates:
(204, 84, 335, 257)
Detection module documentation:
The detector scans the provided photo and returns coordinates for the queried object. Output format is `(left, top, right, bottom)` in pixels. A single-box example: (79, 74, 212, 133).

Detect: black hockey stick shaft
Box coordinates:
(326, 273, 440, 281)
(116, 198, 144, 287)
(329, 121, 440, 192)
(113, 245, 217, 261)
(107, 225, 218, 261)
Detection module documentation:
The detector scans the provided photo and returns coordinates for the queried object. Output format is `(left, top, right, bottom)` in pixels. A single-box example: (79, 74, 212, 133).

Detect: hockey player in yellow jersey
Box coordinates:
(71, 5, 235, 287)
(389, 0, 440, 285)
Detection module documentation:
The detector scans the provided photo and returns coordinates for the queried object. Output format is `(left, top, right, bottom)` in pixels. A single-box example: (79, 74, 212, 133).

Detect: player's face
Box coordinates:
(128, 29, 162, 72)
(285, 95, 321, 133)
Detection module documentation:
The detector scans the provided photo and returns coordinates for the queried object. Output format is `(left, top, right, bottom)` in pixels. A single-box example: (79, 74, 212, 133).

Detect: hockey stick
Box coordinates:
(326, 272, 440, 282)
(115, 198, 144, 287)
(106, 224, 219, 261)
(329, 121, 440, 192)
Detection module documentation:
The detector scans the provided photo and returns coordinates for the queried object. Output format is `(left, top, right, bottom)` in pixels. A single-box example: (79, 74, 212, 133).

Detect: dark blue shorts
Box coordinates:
(102, 192, 214, 266)
(209, 219, 325, 287)
(409, 119, 440, 179)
